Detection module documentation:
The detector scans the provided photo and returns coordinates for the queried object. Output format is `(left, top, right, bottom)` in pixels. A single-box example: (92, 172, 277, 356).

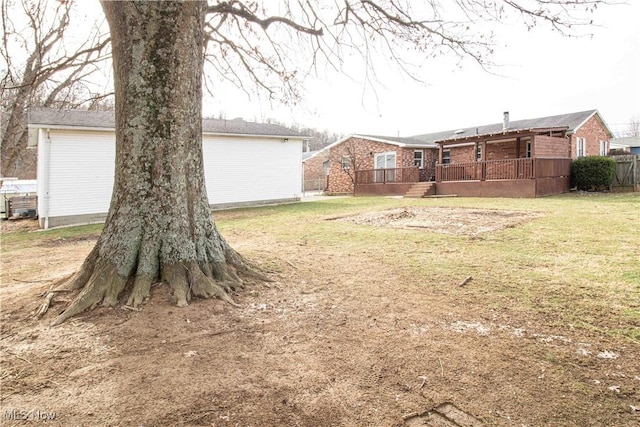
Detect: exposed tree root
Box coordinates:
(36, 274, 76, 317)
(45, 236, 267, 325)
(52, 261, 127, 325)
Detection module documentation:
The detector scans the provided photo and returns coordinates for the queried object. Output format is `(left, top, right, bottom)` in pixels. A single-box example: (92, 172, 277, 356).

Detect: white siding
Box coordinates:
(202, 135, 302, 205)
(37, 129, 302, 227)
(39, 129, 115, 219)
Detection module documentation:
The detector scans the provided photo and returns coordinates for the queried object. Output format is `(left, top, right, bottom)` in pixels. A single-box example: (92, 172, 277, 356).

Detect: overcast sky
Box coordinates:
(64, 1, 640, 138)
(201, 1, 640, 138)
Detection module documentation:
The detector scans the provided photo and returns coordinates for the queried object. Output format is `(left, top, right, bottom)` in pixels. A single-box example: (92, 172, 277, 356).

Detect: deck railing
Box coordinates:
(435, 158, 570, 182)
(355, 166, 420, 184)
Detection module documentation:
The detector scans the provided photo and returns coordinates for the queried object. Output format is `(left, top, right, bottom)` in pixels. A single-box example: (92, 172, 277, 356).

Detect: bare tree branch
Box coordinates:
(207, 1, 323, 35)
(1, 0, 112, 178)
(201, 0, 615, 107)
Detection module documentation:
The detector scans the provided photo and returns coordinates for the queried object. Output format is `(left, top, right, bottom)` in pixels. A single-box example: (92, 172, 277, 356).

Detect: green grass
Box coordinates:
(215, 193, 640, 342)
(0, 223, 103, 249)
(3, 192, 639, 341)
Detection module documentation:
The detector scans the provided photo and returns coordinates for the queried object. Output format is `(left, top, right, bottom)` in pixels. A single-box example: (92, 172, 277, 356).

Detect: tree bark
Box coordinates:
(53, 0, 259, 324)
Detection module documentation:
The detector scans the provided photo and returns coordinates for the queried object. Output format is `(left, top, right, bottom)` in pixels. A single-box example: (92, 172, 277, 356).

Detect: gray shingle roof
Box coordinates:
(412, 110, 605, 143)
(28, 109, 307, 138)
(302, 150, 320, 160)
(359, 134, 437, 148)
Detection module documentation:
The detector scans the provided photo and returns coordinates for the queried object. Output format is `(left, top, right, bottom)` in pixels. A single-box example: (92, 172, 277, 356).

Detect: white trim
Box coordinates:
(374, 151, 397, 169)
(341, 156, 351, 170)
(413, 150, 424, 168)
(576, 137, 586, 157)
(599, 140, 608, 156)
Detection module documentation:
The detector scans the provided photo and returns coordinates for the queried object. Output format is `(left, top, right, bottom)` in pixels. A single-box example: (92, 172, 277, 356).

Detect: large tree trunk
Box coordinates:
(53, 1, 258, 324)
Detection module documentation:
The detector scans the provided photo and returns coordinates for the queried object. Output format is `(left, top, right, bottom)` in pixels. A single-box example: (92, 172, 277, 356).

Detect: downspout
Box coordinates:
(301, 162, 305, 196)
(43, 129, 51, 229)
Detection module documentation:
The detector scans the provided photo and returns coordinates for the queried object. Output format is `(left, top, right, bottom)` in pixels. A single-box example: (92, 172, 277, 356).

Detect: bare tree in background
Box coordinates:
(626, 116, 640, 138)
(40, 0, 613, 324)
(1, 0, 111, 178)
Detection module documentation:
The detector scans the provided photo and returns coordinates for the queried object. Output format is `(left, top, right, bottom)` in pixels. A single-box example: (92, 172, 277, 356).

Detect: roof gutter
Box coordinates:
(27, 124, 306, 140)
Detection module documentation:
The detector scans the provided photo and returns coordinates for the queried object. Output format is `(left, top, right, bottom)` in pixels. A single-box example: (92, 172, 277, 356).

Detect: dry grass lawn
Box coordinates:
(1, 192, 639, 426)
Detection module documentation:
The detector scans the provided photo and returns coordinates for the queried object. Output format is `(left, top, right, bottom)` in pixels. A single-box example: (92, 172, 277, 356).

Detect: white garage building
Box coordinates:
(29, 109, 306, 229)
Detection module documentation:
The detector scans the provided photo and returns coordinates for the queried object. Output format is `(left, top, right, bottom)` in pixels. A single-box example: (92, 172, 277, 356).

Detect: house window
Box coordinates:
(374, 152, 397, 182)
(442, 150, 451, 164)
(599, 140, 608, 156)
(413, 150, 423, 168)
(576, 137, 586, 157)
(375, 152, 396, 169)
(322, 160, 330, 176)
(476, 145, 482, 161)
(525, 142, 532, 158)
(341, 156, 351, 170)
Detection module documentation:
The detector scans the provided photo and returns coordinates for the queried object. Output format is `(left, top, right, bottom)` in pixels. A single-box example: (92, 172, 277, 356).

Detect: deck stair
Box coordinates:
(404, 182, 436, 198)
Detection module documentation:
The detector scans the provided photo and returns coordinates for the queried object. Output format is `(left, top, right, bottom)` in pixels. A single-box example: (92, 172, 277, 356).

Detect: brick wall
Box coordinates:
(302, 151, 330, 191)
(486, 141, 516, 160)
(571, 114, 611, 158)
(401, 147, 438, 167)
(326, 137, 402, 193)
(447, 145, 475, 163)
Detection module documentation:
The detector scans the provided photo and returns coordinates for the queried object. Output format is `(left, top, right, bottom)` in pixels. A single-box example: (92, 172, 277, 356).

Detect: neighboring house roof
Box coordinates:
(413, 110, 613, 143)
(28, 109, 307, 139)
(302, 150, 319, 161)
(358, 134, 438, 148)
(320, 134, 438, 152)
(611, 136, 640, 149)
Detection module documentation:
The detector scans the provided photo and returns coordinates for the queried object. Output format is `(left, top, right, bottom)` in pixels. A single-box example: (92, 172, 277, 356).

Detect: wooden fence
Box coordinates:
(610, 154, 639, 191)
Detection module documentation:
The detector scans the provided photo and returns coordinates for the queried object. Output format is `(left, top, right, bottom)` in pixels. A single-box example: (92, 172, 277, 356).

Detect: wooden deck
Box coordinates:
(435, 158, 571, 182)
(354, 158, 572, 198)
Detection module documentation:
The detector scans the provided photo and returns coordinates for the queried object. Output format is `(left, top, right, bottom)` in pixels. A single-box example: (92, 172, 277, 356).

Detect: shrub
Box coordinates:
(571, 156, 616, 191)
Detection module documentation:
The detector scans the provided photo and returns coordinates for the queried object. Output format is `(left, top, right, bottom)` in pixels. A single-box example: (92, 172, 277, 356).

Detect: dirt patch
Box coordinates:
(334, 206, 543, 236)
(405, 402, 484, 426)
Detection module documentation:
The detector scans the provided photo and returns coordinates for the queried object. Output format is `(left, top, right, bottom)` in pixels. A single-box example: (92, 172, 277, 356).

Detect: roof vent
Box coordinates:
(503, 111, 509, 131)
(454, 129, 465, 135)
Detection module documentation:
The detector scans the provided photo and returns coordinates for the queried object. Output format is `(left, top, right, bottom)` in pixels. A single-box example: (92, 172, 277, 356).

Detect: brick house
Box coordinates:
(311, 135, 438, 194)
(429, 110, 612, 164)
(313, 110, 614, 198)
(428, 110, 614, 197)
